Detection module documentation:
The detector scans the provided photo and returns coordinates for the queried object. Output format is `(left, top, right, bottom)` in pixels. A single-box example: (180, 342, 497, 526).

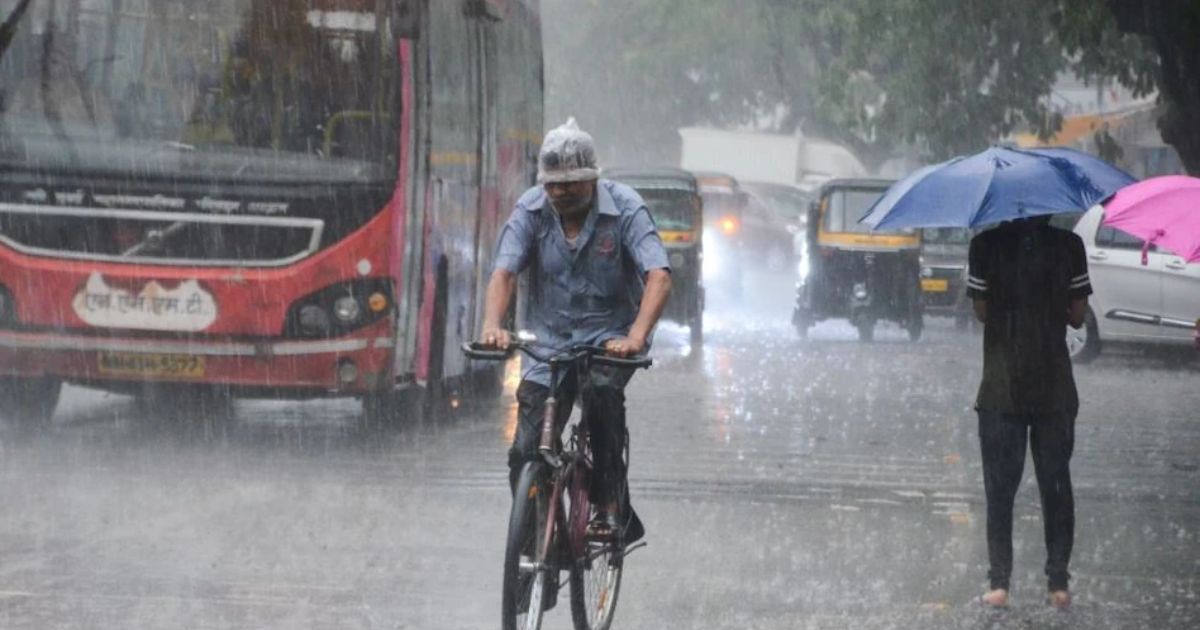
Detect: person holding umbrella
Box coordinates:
(966, 216, 1090, 609)
(861, 146, 1137, 609)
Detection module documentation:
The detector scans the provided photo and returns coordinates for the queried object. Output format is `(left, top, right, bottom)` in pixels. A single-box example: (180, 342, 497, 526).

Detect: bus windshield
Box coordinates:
(0, 0, 397, 190)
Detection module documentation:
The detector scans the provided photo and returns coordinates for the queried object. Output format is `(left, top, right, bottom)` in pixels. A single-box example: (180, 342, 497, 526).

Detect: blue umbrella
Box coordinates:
(861, 146, 1136, 230)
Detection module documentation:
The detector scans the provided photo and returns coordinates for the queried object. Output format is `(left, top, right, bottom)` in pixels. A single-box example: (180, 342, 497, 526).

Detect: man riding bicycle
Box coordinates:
(478, 118, 672, 537)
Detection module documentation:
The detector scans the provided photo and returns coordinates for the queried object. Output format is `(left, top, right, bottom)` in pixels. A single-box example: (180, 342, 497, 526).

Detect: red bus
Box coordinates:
(0, 0, 543, 424)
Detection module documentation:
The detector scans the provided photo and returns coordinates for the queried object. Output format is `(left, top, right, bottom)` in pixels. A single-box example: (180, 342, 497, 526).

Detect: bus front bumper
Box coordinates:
(0, 324, 396, 396)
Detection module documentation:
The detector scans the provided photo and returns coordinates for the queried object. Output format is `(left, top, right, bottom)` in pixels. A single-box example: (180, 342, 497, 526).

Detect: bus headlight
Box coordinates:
(285, 278, 393, 338)
(298, 305, 332, 337)
(333, 296, 361, 323)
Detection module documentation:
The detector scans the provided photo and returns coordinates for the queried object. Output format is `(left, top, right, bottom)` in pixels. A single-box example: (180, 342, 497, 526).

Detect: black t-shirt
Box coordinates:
(967, 222, 1092, 415)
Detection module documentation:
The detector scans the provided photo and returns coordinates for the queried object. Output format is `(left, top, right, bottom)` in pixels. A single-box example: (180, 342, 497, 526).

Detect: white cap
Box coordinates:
(537, 117, 600, 183)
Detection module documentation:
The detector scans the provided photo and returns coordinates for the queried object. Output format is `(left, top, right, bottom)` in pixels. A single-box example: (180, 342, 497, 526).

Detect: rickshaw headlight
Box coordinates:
(921, 266, 934, 278)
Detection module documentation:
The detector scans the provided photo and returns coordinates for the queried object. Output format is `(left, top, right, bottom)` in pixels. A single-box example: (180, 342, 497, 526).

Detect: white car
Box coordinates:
(1067, 205, 1200, 361)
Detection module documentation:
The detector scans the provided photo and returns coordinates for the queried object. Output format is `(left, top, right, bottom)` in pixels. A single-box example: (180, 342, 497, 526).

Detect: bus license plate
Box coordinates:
(99, 352, 205, 378)
(921, 278, 949, 292)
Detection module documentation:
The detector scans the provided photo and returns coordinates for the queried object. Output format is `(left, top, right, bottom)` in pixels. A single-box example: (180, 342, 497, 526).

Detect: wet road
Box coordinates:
(2, 272, 1198, 629)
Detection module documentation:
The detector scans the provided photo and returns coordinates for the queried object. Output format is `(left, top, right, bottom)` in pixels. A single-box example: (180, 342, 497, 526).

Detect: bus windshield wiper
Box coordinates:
(0, 0, 36, 61)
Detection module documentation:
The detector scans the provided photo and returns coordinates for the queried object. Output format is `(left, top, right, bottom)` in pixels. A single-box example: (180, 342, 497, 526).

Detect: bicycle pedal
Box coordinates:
(618, 541, 648, 560)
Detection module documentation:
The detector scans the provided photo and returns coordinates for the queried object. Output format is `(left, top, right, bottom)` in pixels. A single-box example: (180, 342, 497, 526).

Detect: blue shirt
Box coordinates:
(494, 180, 670, 385)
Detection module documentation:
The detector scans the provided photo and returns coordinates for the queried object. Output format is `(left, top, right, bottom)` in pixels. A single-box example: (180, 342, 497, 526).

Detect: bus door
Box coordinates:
(473, 13, 501, 362)
(414, 0, 486, 386)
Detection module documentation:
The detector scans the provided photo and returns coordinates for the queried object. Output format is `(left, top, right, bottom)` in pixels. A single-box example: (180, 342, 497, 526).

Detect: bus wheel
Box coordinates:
(424, 261, 451, 423)
(361, 388, 423, 430)
(0, 377, 62, 429)
(471, 363, 506, 400)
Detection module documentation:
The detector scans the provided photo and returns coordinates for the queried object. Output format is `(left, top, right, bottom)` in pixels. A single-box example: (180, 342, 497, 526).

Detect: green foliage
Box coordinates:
(844, 0, 1065, 160)
(543, 0, 1195, 172)
(1054, 0, 1157, 98)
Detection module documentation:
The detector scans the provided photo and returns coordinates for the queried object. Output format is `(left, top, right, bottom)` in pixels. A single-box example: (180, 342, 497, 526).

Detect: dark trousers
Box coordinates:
(509, 367, 632, 507)
(978, 410, 1076, 591)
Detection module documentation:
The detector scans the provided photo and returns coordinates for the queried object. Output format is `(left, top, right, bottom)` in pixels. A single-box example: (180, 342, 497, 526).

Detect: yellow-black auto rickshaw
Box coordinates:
(792, 179, 924, 341)
(604, 167, 705, 345)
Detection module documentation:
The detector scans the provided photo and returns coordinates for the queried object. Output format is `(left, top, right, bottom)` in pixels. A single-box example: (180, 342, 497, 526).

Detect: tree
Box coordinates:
(542, 0, 1200, 173)
(816, 0, 1068, 163)
(1058, 0, 1200, 174)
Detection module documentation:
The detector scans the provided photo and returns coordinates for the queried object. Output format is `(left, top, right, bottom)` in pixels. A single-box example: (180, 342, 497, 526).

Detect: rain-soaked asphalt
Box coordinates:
(1, 271, 1198, 630)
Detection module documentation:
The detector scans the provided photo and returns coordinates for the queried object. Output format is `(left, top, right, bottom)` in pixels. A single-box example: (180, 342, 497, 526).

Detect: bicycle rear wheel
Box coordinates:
(503, 462, 550, 630)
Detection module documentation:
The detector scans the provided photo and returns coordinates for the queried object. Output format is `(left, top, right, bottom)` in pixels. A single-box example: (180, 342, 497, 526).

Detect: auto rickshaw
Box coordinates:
(792, 179, 924, 342)
(604, 167, 705, 344)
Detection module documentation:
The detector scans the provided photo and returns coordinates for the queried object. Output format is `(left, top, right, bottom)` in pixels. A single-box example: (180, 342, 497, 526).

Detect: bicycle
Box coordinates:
(462, 340, 652, 630)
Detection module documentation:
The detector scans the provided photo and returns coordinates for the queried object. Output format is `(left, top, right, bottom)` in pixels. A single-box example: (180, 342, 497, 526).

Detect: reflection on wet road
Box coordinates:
(1, 271, 1197, 629)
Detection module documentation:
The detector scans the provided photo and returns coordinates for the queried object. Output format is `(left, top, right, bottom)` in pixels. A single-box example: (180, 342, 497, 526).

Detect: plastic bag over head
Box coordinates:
(537, 117, 600, 184)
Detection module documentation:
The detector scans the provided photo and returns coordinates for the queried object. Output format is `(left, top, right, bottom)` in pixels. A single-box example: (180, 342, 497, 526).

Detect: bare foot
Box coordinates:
(980, 588, 1009, 608)
(1049, 589, 1071, 609)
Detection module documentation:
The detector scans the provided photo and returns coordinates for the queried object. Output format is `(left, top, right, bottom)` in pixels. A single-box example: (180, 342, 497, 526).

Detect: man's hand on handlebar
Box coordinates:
(603, 335, 644, 358)
(480, 326, 512, 351)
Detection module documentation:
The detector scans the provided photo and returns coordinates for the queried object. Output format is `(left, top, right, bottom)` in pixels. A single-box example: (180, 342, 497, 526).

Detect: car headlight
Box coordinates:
(921, 266, 934, 278)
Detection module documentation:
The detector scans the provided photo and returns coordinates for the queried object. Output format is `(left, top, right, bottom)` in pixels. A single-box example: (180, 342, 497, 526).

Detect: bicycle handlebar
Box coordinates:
(460, 341, 652, 369)
(575, 345, 653, 369)
(461, 342, 514, 361)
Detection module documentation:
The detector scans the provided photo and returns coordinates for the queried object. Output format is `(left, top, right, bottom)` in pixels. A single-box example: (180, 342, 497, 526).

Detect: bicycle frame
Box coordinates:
(536, 350, 600, 573)
(462, 340, 650, 629)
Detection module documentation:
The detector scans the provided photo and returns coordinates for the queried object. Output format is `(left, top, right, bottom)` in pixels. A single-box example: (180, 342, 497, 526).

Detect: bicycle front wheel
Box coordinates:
(503, 462, 550, 630)
(567, 474, 624, 630)
(569, 534, 623, 629)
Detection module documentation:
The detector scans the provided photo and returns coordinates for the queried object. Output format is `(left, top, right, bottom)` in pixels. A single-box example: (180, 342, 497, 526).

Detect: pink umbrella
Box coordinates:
(1102, 175, 1200, 265)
